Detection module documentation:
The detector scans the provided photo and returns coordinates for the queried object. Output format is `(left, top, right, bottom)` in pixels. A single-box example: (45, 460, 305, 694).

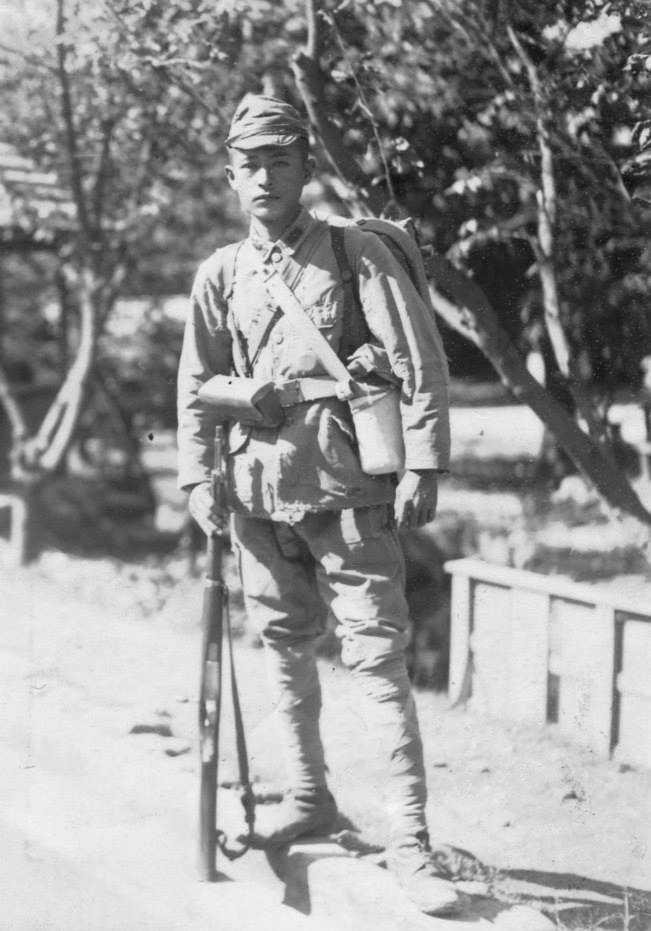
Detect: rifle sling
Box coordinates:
(251, 252, 353, 389)
(216, 577, 256, 860)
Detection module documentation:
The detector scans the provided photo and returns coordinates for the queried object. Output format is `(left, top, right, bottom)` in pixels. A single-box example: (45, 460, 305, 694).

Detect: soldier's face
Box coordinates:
(226, 143, 313, 228)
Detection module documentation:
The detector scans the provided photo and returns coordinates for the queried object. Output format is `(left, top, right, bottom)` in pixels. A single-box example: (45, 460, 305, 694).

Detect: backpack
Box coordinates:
(327, 215, 442, 363)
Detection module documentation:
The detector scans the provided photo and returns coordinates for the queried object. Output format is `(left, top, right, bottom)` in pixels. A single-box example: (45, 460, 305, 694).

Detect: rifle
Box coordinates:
(198, 425, 255, 881)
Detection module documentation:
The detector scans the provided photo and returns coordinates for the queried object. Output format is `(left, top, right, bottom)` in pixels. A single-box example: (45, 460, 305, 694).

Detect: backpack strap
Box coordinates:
(221, 240, 244, 303)
(221, 241, 251, 376)
(329, 225, 371, 362)
(355, 218, 435, 310)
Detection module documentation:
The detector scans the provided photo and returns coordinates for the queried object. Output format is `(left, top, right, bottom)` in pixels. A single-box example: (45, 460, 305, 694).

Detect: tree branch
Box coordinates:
(441, 5, 516, 92)
(292, 0, 385, 215)
(56, 0, 92, 242)
(305, 0, 322, 59)
(0, 41, 58, 73)
(506, 22, 609, 448)
(92, 116, 117, 230)
(326, 11, 398, 209)
(0, 366, 29, 445)
(426, 257, 651, 526)
(26, 267, 98, 473)
(97, 257, 128, 329)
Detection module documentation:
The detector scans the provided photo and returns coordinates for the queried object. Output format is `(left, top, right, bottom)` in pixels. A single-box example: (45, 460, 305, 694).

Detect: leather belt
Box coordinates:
(274, 376, 340, 407)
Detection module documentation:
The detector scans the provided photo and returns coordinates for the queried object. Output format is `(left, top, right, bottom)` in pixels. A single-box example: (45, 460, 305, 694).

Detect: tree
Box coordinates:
(0, 0, 247, 559)
(216, 0, 651, 529)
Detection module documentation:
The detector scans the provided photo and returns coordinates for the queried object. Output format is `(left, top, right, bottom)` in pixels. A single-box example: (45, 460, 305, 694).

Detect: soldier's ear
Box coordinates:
(225, 164, 236, 188)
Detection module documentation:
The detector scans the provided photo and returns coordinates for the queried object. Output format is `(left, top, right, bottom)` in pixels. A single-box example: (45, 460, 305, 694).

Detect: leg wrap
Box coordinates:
(263, 640, 328, 796)
(350, 653, 427, 841)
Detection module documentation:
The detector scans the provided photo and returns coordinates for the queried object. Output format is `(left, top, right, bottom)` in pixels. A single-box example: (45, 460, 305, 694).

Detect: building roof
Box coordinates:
(0, 142, 75, 247)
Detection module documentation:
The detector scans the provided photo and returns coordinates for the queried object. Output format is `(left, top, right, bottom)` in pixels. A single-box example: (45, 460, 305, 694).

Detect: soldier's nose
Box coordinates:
(256, 168, 271, 186)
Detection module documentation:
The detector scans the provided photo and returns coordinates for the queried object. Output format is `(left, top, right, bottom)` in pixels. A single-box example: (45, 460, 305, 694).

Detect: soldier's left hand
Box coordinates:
(394, 470, 439, 531)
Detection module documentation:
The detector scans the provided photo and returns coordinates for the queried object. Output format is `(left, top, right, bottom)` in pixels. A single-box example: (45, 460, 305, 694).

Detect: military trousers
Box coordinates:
(231, 504, 428, 841)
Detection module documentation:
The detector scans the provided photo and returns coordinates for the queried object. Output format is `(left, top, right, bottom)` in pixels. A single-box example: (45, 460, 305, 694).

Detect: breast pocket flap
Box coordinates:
(306, 302, 338, 328)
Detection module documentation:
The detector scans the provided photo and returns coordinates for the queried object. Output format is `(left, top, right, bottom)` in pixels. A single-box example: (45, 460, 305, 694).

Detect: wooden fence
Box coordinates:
(445, 558, 651, 769)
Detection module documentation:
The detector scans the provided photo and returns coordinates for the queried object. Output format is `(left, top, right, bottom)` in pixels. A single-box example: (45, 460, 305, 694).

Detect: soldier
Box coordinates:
(177, 94, 459, 916)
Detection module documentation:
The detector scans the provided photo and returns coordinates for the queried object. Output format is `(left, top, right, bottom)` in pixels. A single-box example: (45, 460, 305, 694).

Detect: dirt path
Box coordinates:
(1, 563, 650, 930)
(0, 570, 323, 931)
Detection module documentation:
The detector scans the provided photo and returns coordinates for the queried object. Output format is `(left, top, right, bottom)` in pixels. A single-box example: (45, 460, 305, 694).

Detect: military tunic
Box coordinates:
(176, 207, 450, 522)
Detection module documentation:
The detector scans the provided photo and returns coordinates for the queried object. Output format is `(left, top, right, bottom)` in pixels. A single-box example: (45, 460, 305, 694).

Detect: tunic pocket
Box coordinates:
(278, 301, 342, 379)
(339, 505, 391, 545)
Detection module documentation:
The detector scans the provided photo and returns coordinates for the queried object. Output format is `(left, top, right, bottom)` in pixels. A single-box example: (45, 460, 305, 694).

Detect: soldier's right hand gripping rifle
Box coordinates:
(197, 425, 255, 882)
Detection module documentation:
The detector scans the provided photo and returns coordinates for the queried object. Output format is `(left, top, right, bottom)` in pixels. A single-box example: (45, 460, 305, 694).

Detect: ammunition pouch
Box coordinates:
(198, 375, 284, 428)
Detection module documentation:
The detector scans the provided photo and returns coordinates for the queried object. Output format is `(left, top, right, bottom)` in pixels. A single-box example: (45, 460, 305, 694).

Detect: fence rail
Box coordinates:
(445, 558, 651, 769)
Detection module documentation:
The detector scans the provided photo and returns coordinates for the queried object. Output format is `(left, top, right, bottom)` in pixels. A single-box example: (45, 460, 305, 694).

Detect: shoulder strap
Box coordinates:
(329, 225, 371, 361)
(221, 241, 250, 376)
(330, 224, 355, 304)
(221, 240, 245, 302)
(248, 249, 353, 389)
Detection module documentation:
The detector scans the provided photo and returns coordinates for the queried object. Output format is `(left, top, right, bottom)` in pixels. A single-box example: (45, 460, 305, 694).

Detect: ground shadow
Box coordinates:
(262, 812, 367, 916)
(495, 867, 651, 930)
(424, 846, 651, 930)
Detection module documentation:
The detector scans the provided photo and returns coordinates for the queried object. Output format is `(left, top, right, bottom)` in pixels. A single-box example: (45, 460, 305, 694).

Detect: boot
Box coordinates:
(388, 830, 465, 916)
(249, 788, 338, 848)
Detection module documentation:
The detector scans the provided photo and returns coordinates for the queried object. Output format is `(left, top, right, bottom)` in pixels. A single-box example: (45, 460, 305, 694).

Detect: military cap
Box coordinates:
(225, 94, 309, 150)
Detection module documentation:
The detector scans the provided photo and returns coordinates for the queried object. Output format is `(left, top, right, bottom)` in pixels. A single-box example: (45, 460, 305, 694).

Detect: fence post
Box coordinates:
(448, 572, 472, 706)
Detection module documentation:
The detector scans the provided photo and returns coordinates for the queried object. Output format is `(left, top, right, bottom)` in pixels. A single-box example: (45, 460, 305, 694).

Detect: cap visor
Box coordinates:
(227, 132, 305, 150)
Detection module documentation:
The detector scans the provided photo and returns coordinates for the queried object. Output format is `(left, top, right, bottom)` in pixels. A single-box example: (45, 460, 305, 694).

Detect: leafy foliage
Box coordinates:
(102, 0, 649, 392)
(1, 0, 651, 444)
(0, 1, 252, 293)
(299, 0, 651, 393)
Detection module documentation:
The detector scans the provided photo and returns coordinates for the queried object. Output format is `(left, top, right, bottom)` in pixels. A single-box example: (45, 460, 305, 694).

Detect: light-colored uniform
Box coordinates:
(177, 206, 450, 840)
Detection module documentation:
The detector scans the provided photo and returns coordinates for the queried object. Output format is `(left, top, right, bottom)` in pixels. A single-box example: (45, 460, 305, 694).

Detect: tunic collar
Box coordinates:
(248, 207, 315, 261)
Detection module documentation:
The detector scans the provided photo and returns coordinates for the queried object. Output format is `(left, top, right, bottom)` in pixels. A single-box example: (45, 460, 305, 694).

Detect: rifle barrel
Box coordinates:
(197, 425, 227, 881)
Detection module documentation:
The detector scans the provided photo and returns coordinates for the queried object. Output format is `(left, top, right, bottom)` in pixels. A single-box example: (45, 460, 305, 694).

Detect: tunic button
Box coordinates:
(271, 251, 283, 263)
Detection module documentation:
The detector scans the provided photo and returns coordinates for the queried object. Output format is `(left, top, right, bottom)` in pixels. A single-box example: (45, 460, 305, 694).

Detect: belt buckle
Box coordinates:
(277, 379, 301, 407)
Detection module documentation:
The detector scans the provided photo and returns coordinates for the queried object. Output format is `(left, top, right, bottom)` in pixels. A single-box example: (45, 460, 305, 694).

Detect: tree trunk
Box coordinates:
(16, 266, 98, 479)
(1, 265, 106, 563)
(506, 23, 609, 448)
(56, 264, 72, 376)
(92, 368, 157, 515)
(426, 257, 651, 524)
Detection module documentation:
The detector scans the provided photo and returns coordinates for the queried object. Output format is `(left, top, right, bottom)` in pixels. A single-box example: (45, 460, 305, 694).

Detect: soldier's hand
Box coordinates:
(188, 481, 227, 536)
(394, 470, 439, 531)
